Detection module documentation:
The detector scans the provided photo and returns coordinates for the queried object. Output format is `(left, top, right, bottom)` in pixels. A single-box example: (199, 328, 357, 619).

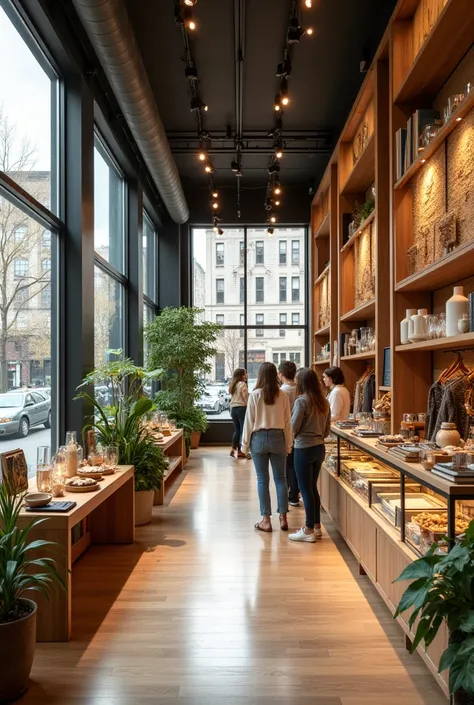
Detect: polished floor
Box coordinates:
(24, 448, 446, 704)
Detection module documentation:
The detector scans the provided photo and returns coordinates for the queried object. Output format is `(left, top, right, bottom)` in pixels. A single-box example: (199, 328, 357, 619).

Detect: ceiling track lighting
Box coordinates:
(204, 161, 214, 173)
(268, 162, 280, 175)
(276, 58, 292, 78)
(183, 7, 196, 30)
(184, 0, 198, 5)
(190, 96, 208, 112)
(280, 77, 290, 106)
(185, 66, 199, 82)
(304, 0, 312, 7)
(274, 93, 282, 112)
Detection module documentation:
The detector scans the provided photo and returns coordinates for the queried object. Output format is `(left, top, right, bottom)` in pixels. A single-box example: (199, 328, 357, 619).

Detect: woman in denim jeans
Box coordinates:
(289, 368, 331, 543)
(241, 362, 292, 532)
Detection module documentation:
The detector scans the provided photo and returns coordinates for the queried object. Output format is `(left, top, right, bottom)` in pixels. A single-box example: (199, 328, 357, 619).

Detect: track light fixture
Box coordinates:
(212, 190, 218, 198)
(198, 151, 206, 161)
(305, 0, 312, 6)
(185, 66, 198, 82)
(306, 27, 314, 35)
(190, 96, 208, 112)
(212, 201, 219, 210)
(274, 185, 282, 195)
(267, 227, 274, 236)
(268, 162, 280, 175)
(280, 78, 290, 106)
(276, 58, 292, 78)
(231, 160, 239, 173)
(183, 7, 196, 30)
(275, 200, 280, 206)
(270, 215, 276, 224)
(204, 161, 214, 173)
(184, 0, 198, 5)
(274, 93, 282, 112)
(287, 17, 305, 44)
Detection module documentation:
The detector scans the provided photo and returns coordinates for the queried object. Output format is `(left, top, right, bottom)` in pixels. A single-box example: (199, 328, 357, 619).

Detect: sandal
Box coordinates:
(279, 516, 288, 532)
(254, 521, 272, 533)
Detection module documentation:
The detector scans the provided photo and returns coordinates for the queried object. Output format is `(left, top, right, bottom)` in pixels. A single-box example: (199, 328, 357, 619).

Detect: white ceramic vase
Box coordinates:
(436, 422, 461, 448)
(409, 309, 428, 342)
(446, 286, 469, 337)
(400, 309, 417, 344)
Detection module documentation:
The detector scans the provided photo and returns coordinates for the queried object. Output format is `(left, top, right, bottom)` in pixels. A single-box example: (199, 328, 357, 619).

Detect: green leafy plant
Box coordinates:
(394, 521, 474, 697)
(145, 307, 220, 446)
(0, 482, 65, 623)
(352, 195, 375, 228)
(76, 355, 166, 492)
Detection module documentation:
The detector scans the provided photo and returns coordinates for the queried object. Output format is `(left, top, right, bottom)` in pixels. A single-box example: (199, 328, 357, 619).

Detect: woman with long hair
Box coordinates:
(241, 362, 292, 532)
(229, 367, 249, 459)
(289, 367, 331, 543)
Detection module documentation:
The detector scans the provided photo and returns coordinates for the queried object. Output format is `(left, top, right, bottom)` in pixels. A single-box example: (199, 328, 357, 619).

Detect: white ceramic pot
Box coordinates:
(134, 490, 154, 526)
(400, 308, 417, 344)
(409, 309, 428, 342)
(436, 423, 461, 448)
(446, 286, 469, 337)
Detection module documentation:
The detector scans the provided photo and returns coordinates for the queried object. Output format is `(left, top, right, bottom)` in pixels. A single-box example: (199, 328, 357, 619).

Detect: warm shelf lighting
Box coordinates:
(306, 27, 314, 35)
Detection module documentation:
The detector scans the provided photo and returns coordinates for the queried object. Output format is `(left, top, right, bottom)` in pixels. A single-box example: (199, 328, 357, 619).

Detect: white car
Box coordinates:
(197, 390, 225, 414)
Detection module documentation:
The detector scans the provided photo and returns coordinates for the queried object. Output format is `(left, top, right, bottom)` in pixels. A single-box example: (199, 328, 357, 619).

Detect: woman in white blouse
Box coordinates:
(322, 366, 351, 422)
(242, 362, 292, 532)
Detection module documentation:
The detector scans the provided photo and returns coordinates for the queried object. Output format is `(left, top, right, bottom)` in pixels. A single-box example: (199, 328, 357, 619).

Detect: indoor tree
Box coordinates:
(145, 307, 221, 448)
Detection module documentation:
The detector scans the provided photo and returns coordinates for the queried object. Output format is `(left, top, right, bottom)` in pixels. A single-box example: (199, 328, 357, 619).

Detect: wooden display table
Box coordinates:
(153, 429, 185, 505)
(17, 465, 135, 642)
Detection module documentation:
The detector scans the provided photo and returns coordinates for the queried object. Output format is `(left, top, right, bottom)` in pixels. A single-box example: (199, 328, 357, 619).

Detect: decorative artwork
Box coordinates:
(0, 449, 28, 494)
(318, 272, 331, 329)
(407, 244, 419, 276)
(354, 221, 375, 306)
(352, 120, 369, 164)
(436, 211, 458, 255)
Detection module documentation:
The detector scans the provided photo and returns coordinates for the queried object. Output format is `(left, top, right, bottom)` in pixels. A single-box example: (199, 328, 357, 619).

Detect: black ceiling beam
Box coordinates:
(167, 130, 333, 140)
(233, 0, 245, 218)
(170, 146, 331, 155)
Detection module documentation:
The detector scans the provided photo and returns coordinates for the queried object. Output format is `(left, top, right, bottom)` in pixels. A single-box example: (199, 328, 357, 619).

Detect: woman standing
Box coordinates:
(322, 366, 351, 422)
(229, 368, 249, 458)
(241, 362, 292, 532)
(289, 368, 331, 543)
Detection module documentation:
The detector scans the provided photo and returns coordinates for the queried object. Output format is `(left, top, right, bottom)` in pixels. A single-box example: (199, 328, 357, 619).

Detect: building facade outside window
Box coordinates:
(292, 240, 300, 265)
(216, 278, 225, 304)
(216, 242, 224, 267)
(216, 314, 224, 326)
(292, 312, 300, 325)
(239, 241, 245, 266)
(279, 240, 287, 265)
(292, 276, 300, 302)
(192, 226, 307, 417)
(255, 240, 264, 265)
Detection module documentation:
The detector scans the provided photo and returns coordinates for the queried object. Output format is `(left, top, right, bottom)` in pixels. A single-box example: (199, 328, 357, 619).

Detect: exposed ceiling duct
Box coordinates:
(72, 0, 189, 224)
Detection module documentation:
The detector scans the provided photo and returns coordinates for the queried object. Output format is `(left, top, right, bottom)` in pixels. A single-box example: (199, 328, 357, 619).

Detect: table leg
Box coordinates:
(89, 476, 135, 544)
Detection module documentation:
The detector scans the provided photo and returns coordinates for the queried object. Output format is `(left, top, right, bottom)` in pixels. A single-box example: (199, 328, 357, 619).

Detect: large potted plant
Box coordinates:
(0, 482, 65, 702)
(145, 307, 220, 452)
(394, 521, 474, 703)
(77, 355, 167, 526)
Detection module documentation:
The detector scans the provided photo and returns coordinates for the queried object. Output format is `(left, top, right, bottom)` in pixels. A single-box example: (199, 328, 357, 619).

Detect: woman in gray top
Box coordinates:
(289, 368, 331, 543)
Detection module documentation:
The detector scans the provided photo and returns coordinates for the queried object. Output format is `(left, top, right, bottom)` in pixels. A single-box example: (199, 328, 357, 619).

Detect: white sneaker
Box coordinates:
(313, 527, 322, 539)
(289, 527, 316, 543)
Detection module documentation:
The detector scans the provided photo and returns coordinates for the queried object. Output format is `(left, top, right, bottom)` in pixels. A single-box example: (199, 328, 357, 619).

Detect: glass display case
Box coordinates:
(330, 427, 474, 556)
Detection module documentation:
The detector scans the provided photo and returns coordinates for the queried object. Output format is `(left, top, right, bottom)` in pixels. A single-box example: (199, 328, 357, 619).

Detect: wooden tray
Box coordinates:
(100, 467, 116, 476)
(65, 482, 100, 493)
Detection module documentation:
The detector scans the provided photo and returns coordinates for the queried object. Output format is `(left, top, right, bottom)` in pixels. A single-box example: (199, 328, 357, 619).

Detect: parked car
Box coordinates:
(197, 390, 225, 414)
(214, 385, 231, 410)
(32, 387, 51, 398)
(0, 391, 51, 438)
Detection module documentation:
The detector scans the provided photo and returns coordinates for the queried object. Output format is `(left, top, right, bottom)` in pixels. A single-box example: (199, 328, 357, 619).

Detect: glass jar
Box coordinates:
(36, 467, 53, 493)
(420, 121, 443, 149)
(37, 446, 51, 469)
(453, 451, 472, 470)
(448, 93, 465, 116)
(51, 472, 65, 497)
(421, 448, 436, 471)
(104, 445, 119, 468)
(458, 313, 470, 334)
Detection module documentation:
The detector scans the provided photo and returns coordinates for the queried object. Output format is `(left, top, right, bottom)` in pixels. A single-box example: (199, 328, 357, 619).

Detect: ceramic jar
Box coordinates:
(446, 286, 469, 337)
(458, 314, 470, 334)
(409, 309, 428, 342)
(436, 422, 461, 448)
(400, 309, 417, 345)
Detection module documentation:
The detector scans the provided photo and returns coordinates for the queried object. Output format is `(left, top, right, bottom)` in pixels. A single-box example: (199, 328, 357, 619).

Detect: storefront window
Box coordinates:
(94, 137, 125, 273)
(94, 266, 124, 367)
(192, 226, 307, 419)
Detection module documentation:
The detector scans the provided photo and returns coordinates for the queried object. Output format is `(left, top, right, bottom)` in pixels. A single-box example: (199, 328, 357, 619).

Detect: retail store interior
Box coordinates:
(0, 0, 474, 703)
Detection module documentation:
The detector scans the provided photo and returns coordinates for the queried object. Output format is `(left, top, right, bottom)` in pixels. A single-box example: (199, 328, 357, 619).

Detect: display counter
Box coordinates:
(321, 427, 474, 697)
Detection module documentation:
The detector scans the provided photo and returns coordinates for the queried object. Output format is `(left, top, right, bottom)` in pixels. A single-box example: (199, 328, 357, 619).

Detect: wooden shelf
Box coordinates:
(395, 331, 474, 353)
(340, 352, 376, 362)
(312, 359, 331, 366)
(164, 456, 182, 481)
(394, 92, 474, 190)
(314, 263, 330, 286)
(395, 240, 474, 292)
(340, 209, 376, 253)
(314, 211, 330, 239)
(340, 298, 376, 322)
(394, 0, 474, 104)
(379, 386, 391, 392)
(340, 133, 375, 195)
(314, 325, 330, 337)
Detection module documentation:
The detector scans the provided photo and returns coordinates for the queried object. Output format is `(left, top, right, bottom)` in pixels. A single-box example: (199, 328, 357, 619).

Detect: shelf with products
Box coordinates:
(340, 209, 376, 254)
(340, 298, 376, 322)
(314, 324, 330, 337)
(393, 0, 474, 104)
(314, 263, 330, 287)
(339, 133, 376, 196)
(379, 386, 391, 392)
(340, 352, 376, 362)
(395, 240, 474, 292)
(395, 331, 474, 353)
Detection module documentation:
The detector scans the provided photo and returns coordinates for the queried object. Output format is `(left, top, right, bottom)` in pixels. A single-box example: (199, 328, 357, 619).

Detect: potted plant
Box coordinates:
(0, 482, 65, 702)
(145, 307, 220, 453)
(394, 521, 474, 703)
(77, 355, 167, 526)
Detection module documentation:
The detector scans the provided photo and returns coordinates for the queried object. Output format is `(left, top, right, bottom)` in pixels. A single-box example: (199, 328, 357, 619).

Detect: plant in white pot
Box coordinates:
(394, 520, 474, 703)
(0, 482, 65, 702)
(77, 355, 167, 526)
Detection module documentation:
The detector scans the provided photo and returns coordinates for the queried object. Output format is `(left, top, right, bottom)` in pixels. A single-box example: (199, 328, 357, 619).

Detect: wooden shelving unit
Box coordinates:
(310, 1, 474, 695)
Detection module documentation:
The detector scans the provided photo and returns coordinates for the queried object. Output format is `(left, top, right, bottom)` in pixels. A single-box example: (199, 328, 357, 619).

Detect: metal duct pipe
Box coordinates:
(72, 0, 189, 224)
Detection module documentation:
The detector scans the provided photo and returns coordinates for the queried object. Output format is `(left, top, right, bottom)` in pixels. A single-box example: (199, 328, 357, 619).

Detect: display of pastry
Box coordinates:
(379, 434, 404, 444)
(412, 511, 470, 535)
(65, 476, 98, 487)
(78, 465, 104, 476)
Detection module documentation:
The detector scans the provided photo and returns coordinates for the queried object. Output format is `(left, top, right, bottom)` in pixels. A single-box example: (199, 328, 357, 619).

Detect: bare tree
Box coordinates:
(0, 107, 51, 391)
(217, 328, 244, 378)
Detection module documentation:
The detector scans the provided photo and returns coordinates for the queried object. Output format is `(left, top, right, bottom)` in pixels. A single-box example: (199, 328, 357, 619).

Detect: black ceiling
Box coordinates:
(124, 0, 396, 216)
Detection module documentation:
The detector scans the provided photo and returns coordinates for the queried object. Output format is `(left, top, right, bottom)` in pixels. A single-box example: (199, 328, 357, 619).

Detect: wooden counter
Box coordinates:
(153, 429, 185, 505)
(18, 465, 135, 642)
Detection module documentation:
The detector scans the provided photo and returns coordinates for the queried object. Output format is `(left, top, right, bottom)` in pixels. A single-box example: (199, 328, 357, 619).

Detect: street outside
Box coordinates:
(0, 427, 51, 477)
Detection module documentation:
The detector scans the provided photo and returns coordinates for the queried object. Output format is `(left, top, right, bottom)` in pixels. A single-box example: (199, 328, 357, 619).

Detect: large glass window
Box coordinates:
(143, 211, 157, 304)
(0, 5, 58, 213)
(192, 227, 307, 418)
(292, 276, 300, 303)
(94, 137, 125, 273)
(94, 133, 126, 368)
(292, 240, 300, 266)
(0, 4, 59, 469)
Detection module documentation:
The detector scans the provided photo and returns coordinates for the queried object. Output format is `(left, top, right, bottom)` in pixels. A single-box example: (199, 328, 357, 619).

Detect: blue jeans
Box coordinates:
(231, 406, 247, 449)
(250, 429, 288, 516)
(294, 445, 325, 529)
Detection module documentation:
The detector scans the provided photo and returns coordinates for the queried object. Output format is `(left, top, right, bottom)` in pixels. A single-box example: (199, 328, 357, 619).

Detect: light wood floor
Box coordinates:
(24, 448, 447, 704)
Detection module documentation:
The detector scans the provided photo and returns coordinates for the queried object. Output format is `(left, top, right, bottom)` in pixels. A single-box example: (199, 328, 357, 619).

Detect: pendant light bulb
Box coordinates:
(212, 191, 218, 198)
(205, 162, 214, 173)
(306, 27, 314, 35)
(212, 202, 218, 209)
(270, 216, 276, 223)
(305, 0, 312, 6)
(275, 149, 283, 159)
(275, 200, 280, 206)
(188, 19, 196, 30)
(198, 151, 206, 161)
(274, 186, 282, 195)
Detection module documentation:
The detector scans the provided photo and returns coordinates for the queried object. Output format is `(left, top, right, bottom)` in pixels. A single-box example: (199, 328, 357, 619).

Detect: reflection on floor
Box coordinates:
(23, 447, 446, 704)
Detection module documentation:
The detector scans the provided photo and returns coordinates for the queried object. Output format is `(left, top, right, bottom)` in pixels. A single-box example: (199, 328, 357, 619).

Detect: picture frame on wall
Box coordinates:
(0, 448, 28, 494)
(383, 347, 391, 388)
